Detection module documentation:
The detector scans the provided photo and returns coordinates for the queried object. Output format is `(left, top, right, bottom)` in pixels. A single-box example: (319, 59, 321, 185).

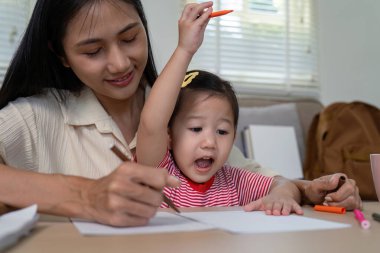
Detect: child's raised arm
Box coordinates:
(136, 2, 213, 166)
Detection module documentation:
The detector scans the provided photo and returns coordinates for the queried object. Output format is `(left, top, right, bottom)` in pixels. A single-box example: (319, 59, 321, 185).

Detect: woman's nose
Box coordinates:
(107, 46, 130, 73)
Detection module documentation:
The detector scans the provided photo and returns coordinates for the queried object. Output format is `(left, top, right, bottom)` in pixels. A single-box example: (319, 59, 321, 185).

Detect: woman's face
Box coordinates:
(61, 1, 148, 104)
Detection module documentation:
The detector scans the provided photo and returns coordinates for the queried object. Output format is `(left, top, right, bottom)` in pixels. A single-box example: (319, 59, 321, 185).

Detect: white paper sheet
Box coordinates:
(182, 211, 351, 234)
(72, 212, 214, 235)
(0, 205, 39, 251)
(73, 210, 351, 236)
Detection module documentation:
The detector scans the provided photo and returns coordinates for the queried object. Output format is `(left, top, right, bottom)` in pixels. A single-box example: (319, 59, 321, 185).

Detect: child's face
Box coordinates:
(169, 92, 236, 183)
(61, 1, 148, 104)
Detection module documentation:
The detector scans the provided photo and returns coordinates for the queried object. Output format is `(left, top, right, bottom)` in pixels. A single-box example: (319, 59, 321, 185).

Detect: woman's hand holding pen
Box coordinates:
(302, 173, 362, 210)
(83, 162, 180, 227)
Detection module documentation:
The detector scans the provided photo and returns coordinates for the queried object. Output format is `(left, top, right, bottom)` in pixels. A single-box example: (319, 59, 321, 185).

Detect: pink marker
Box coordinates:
(354, 209, 370, 229)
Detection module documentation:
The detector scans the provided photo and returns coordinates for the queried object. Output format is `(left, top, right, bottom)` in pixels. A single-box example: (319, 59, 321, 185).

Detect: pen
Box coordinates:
(372, 212, 380, 222)
(209, 9, 233, 18)
(314, 205, 346, 214)
(110, 145, 180, 213)
(354, 209, 370, 229)
(323, 176, 346, 205)
(327, 176, 346, 194)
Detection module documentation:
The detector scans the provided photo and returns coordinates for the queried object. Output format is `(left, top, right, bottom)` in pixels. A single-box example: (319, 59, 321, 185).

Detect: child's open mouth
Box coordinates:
(195, 157, 214, 172)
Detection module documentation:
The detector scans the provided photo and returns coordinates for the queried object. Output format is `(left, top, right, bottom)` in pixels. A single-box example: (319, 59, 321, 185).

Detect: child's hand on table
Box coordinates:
(243, 176, 304, 215)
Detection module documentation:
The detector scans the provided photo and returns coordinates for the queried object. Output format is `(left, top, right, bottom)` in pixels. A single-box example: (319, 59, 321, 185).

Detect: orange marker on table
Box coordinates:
(209, 10, 233, 18)
(314, 205, 346, 214)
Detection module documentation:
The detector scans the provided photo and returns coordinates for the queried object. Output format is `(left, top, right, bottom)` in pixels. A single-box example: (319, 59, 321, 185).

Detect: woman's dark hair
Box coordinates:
(170, 70, 239, 129)
(0, 0, 157, 109)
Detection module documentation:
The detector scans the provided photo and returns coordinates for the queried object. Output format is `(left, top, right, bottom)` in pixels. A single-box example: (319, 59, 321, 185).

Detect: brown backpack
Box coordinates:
(303, 101, 380, 200)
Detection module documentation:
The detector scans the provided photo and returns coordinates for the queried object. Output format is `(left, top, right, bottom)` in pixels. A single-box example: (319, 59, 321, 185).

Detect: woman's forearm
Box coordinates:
(0, 162, 181, 226)
(0, 164, 93, 218)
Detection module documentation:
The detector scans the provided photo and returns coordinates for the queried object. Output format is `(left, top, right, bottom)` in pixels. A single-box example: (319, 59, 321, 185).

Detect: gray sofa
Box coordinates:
(235, 96, 323, 166)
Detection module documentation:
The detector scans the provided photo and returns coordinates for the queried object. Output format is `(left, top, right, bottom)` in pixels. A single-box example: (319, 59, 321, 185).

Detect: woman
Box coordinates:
(0, 0, 360, 227)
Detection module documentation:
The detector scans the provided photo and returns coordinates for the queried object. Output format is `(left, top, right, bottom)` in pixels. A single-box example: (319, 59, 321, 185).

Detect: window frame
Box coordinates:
(0, 0, 31, 85)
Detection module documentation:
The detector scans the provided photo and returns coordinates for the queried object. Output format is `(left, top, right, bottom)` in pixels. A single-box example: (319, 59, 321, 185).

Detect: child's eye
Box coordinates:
(217, 129, 228, 135)
(189, 127, 202, 132)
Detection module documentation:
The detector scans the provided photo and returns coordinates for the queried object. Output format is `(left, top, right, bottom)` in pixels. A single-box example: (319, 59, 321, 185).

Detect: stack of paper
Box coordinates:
(0, 205, 39, 251)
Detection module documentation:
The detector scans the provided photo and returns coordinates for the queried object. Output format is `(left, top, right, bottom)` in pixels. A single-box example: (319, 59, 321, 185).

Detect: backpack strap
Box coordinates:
(304, 102, 345, 179)
(303, 113, 320, 179)
(316, 103, 345, 162)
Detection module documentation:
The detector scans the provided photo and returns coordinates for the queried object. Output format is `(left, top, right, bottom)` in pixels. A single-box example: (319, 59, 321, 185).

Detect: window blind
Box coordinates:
(0, 0, 30, 85)
(183, 0, 319, 97)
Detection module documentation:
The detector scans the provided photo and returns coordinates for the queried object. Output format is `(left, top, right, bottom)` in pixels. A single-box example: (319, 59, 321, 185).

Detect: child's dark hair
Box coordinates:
(169, 70, 239, 129)
(0, 0, 157, 109)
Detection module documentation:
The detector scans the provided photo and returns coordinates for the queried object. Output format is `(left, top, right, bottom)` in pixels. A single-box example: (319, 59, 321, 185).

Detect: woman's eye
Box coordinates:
(84, 48, 101, 56)
(122, 36, 136, 43)
(190, 127, 202, 132)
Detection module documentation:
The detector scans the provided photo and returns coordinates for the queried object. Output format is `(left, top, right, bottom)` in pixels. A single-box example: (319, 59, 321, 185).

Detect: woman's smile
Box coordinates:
(106, 71, 134, 87)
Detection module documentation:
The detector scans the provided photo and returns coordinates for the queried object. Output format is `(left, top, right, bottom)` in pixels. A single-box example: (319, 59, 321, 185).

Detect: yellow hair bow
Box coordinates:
(181, 71, 199, 88)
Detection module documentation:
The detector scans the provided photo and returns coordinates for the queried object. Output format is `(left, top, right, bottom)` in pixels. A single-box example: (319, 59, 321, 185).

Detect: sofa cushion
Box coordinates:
(235, 103, 305, 161)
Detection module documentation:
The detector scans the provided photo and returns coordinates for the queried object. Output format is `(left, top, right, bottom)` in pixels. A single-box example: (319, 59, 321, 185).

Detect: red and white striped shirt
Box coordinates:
(159, 151, 273, 208)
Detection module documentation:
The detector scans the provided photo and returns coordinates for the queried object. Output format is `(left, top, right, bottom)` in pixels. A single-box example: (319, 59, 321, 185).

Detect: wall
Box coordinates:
(142, 0, 380, 108)
(142, 0, 179, 73)
(318, 0, 380, 107)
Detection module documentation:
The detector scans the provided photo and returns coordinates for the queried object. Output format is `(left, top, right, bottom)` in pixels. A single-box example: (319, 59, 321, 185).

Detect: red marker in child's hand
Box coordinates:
(209, 10, 233, 18)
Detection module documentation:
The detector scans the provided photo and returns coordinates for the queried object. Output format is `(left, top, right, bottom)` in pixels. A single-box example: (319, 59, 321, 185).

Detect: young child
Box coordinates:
(137, 70, 303, 215)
